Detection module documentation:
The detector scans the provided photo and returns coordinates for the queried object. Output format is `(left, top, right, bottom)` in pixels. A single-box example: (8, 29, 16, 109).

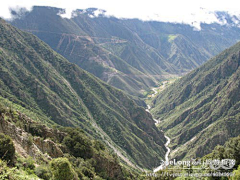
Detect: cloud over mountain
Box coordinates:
(1, 0, 240, 30)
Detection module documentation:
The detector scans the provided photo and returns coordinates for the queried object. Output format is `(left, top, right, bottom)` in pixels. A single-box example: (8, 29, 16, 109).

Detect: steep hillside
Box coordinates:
(0, 101, 143, 179)
(122, 19, 240, 68)
(0, 18, 166, 169)
(153, 135, 240, 179)
(151, 41, 240, 160)
(11, 7, 166, 97)
(10, 7, 240, 96)
(204, 135, 240, 169)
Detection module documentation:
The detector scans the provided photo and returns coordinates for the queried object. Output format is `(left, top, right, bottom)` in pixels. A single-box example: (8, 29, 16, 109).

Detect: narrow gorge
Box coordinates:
(146, 88, 171, 172)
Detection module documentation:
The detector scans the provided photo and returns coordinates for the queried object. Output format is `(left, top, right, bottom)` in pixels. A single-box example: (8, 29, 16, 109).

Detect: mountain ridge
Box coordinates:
(151, 41, 240, 160)
(10, 6, 240, 96)
(0, 18, 166, 169)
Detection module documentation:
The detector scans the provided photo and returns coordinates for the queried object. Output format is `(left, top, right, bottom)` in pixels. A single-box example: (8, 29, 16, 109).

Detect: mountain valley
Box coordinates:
(151, 41, 240, 161)
(10, 6, 240, 97)
(0, 18, 167, 172)
(0, 5, 240, 180)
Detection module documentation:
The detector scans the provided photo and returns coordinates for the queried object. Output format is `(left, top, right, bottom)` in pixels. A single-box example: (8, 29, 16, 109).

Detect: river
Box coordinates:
(153, 134, 171, 172)
(145, 88, 171, 172)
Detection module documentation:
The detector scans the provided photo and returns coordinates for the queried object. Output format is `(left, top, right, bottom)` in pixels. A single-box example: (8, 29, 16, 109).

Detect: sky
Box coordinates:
(1, 0, 240, 30)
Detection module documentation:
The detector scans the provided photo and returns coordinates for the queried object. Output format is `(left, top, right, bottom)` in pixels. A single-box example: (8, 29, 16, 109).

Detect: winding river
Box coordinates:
(153, 134, 170, 172)
(146, 88, 171, 172)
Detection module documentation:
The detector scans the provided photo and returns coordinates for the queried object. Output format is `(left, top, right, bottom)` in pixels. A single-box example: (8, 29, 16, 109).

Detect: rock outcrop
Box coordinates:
(0, 111, 64, 160)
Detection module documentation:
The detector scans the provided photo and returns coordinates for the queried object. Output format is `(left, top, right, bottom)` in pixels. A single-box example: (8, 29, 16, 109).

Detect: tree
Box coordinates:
(0, 133, 15, 164)
(50, 157, 78, 180)
(62, 128, 93, 159)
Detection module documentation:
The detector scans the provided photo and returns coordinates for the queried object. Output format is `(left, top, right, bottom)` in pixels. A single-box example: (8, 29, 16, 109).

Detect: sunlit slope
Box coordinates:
(152, 41, 240, 159)
(0, 18, 166, 168)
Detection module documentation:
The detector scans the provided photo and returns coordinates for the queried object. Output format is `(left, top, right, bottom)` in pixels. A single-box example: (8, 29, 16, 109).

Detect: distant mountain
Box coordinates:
(10, 6, 240, 96)
(151, 41, 240, 160)
(215, 11, 240, 28)
(0, 18, 166, 169)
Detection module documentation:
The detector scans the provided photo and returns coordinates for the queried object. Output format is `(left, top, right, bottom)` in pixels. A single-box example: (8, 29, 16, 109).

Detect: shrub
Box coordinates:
(21, 157, 35, 175)
(27, 135, 33, 146)
(0, 133, 15, 164)
(94, 140, 105, 151)
(81, 167, 94, 179)
(63, 128, 93, 159)
(0, 159, 16, 179)
(23, 157, 35, 170)
(50, 157, 78, 180)
(232, 165, 240, 180)
(74, 168, 84, 179)
(35, 165, 51, 180)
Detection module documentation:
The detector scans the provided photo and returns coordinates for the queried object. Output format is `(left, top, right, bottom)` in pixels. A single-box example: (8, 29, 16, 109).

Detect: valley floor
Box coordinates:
(144, 79, 178, 172)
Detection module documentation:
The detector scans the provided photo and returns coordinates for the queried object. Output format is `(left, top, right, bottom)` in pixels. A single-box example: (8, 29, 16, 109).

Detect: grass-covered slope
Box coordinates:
(11, 7, 240, 96)
(151, 41, 240, 160)
(0, 101, 144, 180)
(0, 18, 166, 169)
(11, 6, 163, 97)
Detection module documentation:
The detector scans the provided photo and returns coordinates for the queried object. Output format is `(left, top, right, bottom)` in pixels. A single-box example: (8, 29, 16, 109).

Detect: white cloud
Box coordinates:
(1, 0, 240, 29)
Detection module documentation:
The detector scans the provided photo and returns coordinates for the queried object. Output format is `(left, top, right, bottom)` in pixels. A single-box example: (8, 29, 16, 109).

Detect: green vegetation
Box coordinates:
(35, 165, 51, 180)
(11, 7, 161, 97)
(0, 100, 145, 179)
(0, 18, 166, 169)
(168, 34, 178, 42)
(0, 159, 40, 180)
(9, 7, 236, 97)
(232, 166, 240, 180)
(152, 41, 240, 160)
(0, 133, 15, 164)
(147, 135, 240, 180)
(2, 6, 239, 179)
(11, 7, 240, 97)
(62, 128, 94, 159)
(201, 135, 240, 180)
(50, 158, 78, 180)
(204, 135, 240, 169)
